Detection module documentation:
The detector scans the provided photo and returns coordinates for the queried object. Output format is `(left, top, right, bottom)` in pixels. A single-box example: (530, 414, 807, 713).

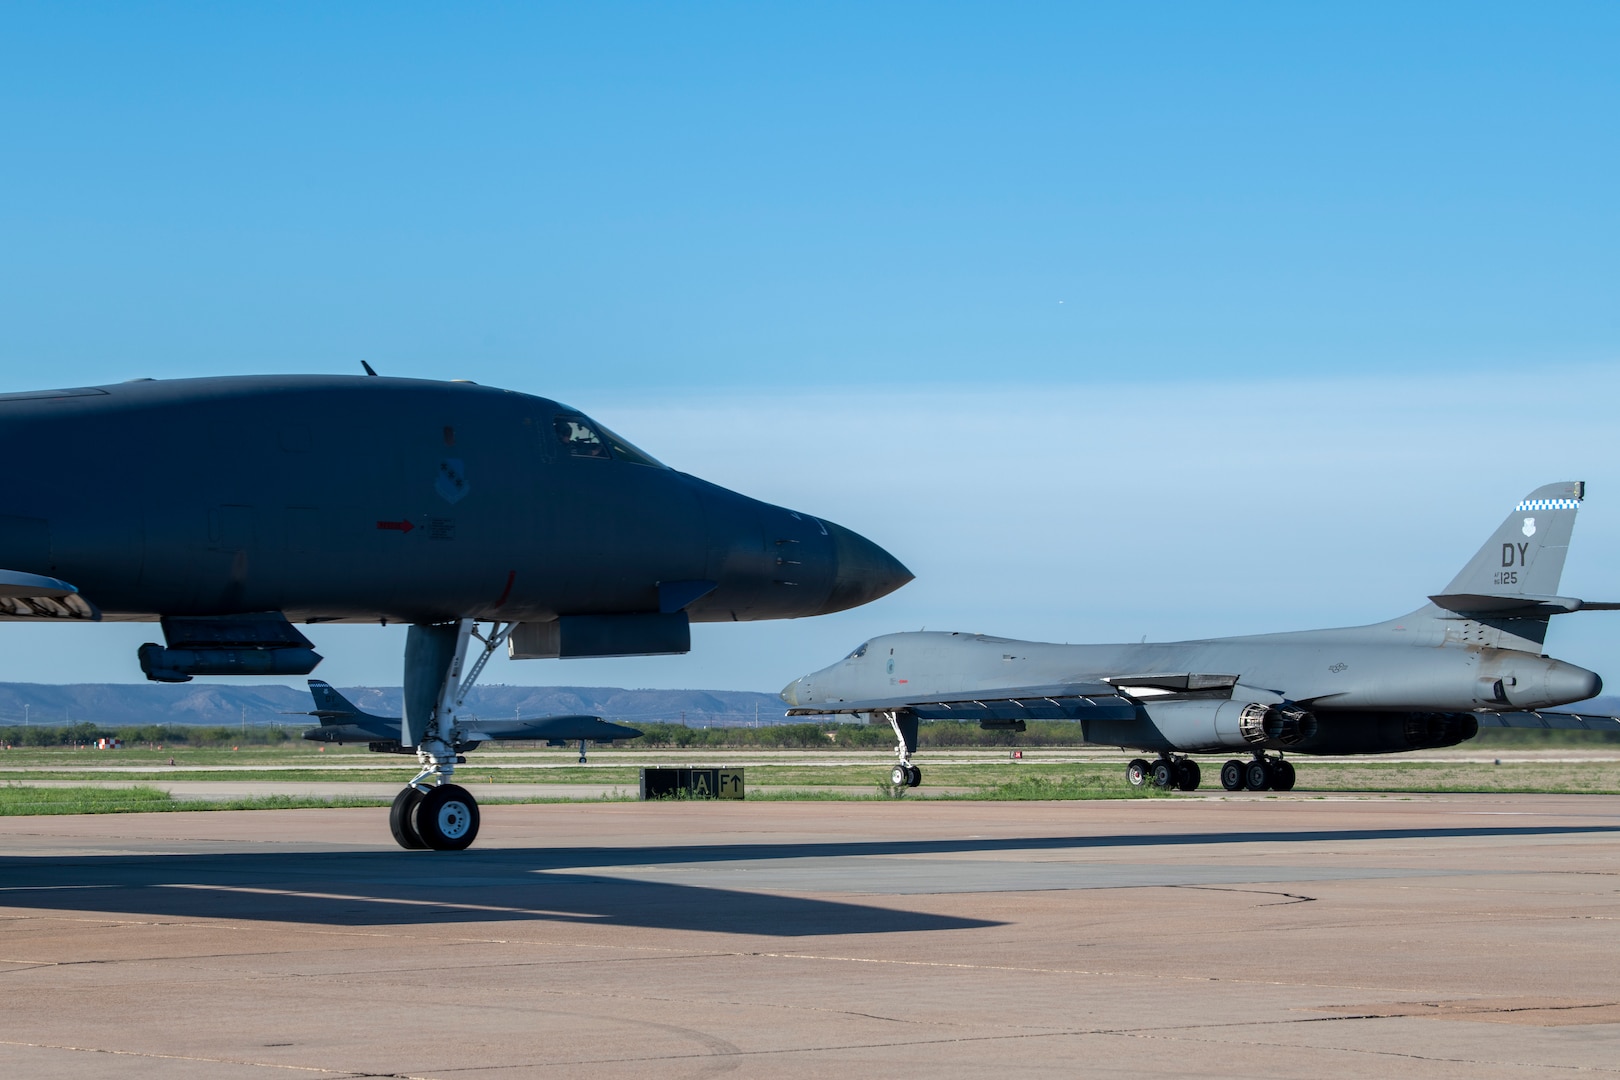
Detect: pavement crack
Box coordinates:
(1166, 884, 1318, 905)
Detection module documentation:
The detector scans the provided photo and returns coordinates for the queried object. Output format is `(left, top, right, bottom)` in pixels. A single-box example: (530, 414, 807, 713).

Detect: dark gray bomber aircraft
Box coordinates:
(298, 680, 642, 763)
(783, 482, 1618, 792)
(0, 374, 911, 848)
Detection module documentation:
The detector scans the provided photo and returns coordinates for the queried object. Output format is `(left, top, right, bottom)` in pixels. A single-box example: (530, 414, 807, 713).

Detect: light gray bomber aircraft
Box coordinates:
(298, 680, 642, 763)
(0, 374, 911, 848)
(783, 482, 1618, 793)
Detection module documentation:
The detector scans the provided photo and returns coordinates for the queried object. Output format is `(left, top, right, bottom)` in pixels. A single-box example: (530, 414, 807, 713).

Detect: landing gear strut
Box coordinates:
(1127, 754, 1201, 792)
(392, 619, 513, 850)
(1221, 753, 1296, 792)
(882, 710, 922, 788)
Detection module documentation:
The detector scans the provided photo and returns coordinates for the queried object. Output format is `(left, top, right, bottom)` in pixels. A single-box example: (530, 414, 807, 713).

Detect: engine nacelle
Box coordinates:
(1139, 693, 1481, 756)
(138, 643, 322, 683)
(1260, 703, 1319, 745)
(138, 612, 323, 683)
(1298, 711, 1479, 755)
(1139, 697, 1319, 753)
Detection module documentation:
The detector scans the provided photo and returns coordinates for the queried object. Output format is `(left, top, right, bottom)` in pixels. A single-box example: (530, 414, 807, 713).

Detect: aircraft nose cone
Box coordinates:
(818, 521, 912, 615)
(780, 677, 802, 707)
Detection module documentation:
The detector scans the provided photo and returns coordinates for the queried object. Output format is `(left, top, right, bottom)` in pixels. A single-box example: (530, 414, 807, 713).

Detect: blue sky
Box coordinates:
(0, 4, 1615, 693)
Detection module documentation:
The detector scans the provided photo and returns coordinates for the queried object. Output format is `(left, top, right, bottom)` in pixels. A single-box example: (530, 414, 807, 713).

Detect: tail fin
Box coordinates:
(1434, 481, 1584, 607)
(306, 679, 371, 723)
(1415, 481, 1587, 654)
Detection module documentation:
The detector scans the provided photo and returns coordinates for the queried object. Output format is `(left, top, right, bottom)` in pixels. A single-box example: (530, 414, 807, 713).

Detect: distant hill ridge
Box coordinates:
(2, 683, 1616, 733)
(0, 683, 790, 729)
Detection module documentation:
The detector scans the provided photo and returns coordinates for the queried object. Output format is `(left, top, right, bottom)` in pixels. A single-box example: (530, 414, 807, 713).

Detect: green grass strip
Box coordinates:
(0, 785, 391, 816)
(946, 775, 1171, 801)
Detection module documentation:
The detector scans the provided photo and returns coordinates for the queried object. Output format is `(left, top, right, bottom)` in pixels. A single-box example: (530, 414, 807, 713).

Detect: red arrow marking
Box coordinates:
(376, 519, 415, 534)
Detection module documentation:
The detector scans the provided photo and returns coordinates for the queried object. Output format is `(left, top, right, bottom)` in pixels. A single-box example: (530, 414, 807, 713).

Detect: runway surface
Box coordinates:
(2, 793, 1617, 1078)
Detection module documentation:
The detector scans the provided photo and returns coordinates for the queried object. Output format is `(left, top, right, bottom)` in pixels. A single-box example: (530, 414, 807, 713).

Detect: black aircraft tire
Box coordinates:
(390, 788, 428, 850)
(1244, 760, 1271, 791)
(1272, 760, 1297, 791)
(907, 765, 922, 788)
(891, 764, 910, 787)
(1151, 760, 1176, 789)
(1179, 759, 1201, 792)
(1126, 759, 1150, 788)
(413, 784, 480, 851)
(1220, 760, 1245, 791)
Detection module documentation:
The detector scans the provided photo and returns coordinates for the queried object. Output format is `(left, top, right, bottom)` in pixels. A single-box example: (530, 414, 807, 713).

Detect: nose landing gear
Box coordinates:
(389, 787, 427, 849)
(390, 619, 513, 851)
(412, 783, 480, 850)
(882, 710, 922, 789)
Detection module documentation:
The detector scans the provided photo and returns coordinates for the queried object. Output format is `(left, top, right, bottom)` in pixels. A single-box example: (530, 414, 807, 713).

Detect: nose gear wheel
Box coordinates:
(414, 783, 480, 850)
(390, 619, 511, 850)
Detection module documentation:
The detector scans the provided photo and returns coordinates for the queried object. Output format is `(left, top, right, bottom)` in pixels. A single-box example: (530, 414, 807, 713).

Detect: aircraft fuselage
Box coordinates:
(786, 622, 1600, 719)
(0, 375, 910, 625)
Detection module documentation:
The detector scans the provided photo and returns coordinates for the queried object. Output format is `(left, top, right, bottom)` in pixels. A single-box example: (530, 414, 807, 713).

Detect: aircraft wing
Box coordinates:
(464, 715, 644, 742)
(1473, 710, 1620, 731)
(1103, 672, 1240, 695)
(786, 683, 1137, 722)
(0, 570, 98, 620)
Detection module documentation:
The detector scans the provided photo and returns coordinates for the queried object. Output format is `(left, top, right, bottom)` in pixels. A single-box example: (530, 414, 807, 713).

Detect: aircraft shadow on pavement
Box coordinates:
(2, 822, 1615, 932)
(0, 848, 998, 936)
(547, 822, 1620, 874)
(538, 822, 1620, 870)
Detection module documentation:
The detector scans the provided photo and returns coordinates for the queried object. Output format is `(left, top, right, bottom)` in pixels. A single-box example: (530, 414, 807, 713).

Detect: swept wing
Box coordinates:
(1472, 710, 1620, 731)
(0, 570, 97, 620)
(787, 681, 1155, 723)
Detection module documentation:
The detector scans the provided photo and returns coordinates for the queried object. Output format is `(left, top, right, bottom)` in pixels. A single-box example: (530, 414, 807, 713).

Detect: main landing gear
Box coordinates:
(882, 710, 922, 789)
(1126, 754, 1201, 791)
(1219, 753, 1296, 792)
(390, 619, 514, 850)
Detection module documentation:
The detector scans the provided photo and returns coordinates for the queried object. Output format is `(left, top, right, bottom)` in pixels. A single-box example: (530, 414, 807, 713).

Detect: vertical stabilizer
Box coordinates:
(1409, 481, 1587, 654)
(1439, 481, 1584, 600)
(307, 679, 369, 722)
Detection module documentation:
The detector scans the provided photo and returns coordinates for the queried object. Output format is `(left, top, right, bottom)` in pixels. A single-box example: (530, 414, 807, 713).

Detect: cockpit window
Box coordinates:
(596, 423, 664, 467)
(846, 642, 869, 660)
(553, 415, 665, 467)
(555, 416, 610, 458)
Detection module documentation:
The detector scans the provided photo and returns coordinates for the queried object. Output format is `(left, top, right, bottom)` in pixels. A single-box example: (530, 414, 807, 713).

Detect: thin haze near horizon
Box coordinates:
(0, 5, 1615, 695)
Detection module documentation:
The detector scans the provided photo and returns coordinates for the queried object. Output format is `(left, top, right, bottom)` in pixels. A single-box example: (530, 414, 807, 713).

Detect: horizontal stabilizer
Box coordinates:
(0, 569, 98, 620)
(1431, 593, 1596, 616)
(1474, 710, 1620, 731)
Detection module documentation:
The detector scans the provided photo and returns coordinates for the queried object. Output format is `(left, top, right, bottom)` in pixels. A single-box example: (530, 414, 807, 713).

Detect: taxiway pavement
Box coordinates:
(2, 793, 1617, 1077)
